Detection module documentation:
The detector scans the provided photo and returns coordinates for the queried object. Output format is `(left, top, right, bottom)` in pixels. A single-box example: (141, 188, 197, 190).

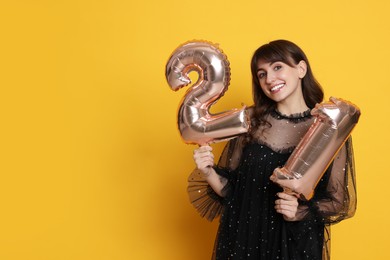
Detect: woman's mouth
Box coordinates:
(271, 83, 285, 93)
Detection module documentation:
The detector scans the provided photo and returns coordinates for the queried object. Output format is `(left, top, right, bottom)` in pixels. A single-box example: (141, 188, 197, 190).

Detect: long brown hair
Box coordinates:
(250, 39, 324, 130)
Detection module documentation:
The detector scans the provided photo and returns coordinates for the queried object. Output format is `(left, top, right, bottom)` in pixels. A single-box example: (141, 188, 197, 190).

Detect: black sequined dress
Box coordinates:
(188, 109, 356, 260)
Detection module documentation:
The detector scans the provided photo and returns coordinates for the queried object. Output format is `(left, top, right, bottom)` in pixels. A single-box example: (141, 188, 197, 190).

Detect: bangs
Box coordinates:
(254, 44, 294, 66)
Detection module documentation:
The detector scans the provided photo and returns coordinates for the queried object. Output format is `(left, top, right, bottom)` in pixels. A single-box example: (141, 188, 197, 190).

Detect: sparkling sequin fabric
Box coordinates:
(188, 109, 357, 260)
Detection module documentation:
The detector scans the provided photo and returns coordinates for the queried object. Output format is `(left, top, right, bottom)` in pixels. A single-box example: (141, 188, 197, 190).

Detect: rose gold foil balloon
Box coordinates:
(165, 40, 250, 145)
(271, 97, 360, 200)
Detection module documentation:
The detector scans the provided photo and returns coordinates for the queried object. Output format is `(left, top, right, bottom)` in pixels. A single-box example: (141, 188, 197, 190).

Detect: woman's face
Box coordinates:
(256, 59, 307, 105)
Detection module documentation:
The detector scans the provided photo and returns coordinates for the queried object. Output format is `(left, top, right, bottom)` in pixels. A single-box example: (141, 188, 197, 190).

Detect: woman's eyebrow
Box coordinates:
(256, 61, 278, 72)
(256, 63, 272, 73)
(256, 68, 265, 74)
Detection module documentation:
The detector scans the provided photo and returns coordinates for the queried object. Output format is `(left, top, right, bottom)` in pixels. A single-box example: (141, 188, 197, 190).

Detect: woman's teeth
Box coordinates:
(271, 84, 284, 92)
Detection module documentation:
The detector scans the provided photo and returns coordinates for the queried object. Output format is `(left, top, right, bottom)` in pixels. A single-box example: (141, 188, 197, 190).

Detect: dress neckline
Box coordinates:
(270, 108, 312, 122)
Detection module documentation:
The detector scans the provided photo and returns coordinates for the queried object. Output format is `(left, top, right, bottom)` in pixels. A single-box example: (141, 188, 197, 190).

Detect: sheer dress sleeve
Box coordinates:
(295, 137, 357, 224)
(188, 134, 357, 223)
(187, 136, 246, 221)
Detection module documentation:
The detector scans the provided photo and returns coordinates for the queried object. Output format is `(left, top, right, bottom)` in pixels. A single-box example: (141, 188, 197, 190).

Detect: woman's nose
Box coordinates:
(266, 71, 275, 84)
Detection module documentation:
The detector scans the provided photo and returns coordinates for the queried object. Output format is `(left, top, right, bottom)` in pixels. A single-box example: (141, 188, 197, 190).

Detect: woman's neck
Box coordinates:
(276, 100, 309, 115)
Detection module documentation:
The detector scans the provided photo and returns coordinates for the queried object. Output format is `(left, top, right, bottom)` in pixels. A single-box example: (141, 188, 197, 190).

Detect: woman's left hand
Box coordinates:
(275, 192, 299, 221)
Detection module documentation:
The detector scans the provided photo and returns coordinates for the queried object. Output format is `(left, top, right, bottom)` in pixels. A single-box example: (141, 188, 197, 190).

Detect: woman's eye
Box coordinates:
(274, 65, 282, 71)
(258, 72, 266, 79)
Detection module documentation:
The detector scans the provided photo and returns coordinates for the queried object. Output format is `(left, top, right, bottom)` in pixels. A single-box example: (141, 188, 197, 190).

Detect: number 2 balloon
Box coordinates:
(165, 40, 250, 145)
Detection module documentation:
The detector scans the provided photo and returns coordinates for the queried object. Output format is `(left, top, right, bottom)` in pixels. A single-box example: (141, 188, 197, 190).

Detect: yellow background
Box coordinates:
(0, 0, 389, 259)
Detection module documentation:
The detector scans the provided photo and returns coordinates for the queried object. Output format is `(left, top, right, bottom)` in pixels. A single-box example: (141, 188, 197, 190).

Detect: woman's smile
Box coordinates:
(270, 83, 285, 93)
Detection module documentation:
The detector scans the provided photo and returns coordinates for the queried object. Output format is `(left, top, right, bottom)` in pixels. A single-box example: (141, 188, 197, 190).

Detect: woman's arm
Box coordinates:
(293, 138, 357, 223)
(193, 145, 227, 197)
(187, 137, 244, 221)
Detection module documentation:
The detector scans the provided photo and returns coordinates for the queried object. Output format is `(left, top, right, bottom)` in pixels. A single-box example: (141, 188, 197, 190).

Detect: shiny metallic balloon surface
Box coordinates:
(272, 97, 360, 200)
(166, 41, 250, 145)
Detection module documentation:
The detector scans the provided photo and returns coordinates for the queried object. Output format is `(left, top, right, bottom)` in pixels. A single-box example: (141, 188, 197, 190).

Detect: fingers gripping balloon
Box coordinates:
(165, 41, 250, 145)
(271, 97, 360, 200)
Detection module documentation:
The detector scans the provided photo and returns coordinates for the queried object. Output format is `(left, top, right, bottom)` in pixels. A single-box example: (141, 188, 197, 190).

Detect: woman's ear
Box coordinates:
(298, 60, 307, 79)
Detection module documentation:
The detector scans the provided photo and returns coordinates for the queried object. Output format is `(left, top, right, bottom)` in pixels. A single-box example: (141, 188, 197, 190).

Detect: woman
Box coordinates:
(188, 40, 356, 259)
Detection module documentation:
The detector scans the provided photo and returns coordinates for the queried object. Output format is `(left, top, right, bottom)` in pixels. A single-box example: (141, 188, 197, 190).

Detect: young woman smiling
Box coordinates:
(189, 40, 356, 260)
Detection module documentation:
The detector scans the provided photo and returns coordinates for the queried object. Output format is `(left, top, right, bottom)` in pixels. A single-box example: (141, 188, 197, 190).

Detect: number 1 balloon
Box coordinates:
(165, 41, 250, 145)
(270, 97, 360, 200)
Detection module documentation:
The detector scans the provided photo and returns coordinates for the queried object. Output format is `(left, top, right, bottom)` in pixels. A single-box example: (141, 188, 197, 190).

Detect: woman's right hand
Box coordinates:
(193, 145, 214, 177)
